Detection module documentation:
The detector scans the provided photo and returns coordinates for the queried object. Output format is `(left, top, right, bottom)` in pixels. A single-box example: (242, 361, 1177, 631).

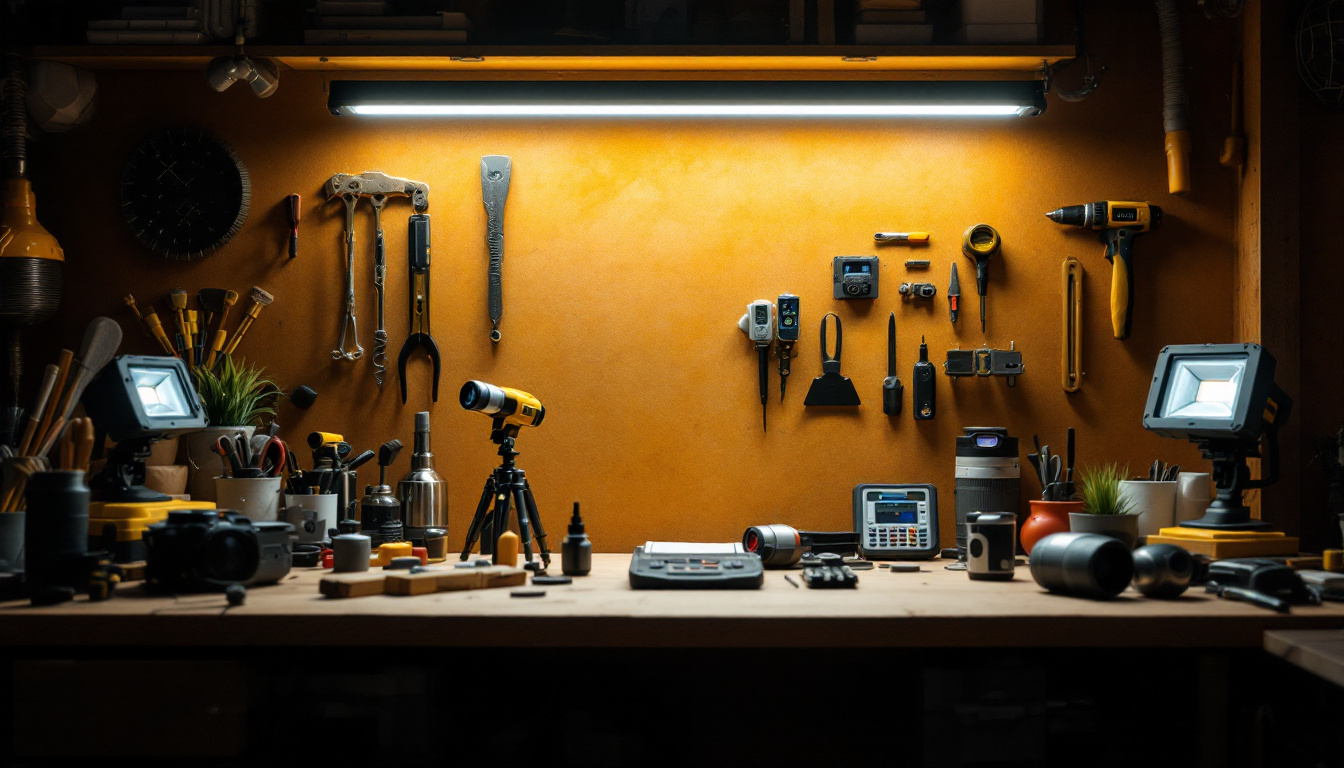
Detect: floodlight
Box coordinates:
(83, 355, 207, 502)
(1143, 343, 1292, 530)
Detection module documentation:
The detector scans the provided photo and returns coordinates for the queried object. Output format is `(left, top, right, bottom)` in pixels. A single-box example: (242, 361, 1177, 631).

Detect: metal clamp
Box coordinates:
(944, 342, 1024, 387)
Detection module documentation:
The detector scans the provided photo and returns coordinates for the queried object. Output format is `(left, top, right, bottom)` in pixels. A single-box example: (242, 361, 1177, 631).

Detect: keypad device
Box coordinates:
(853, 484, 940, 560)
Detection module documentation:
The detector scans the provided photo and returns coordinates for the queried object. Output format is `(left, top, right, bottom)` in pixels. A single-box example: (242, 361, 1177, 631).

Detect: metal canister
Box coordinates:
(360, 484, 403, 546)
(954, 426, 1020, 552)
(398, 411, 445, 545)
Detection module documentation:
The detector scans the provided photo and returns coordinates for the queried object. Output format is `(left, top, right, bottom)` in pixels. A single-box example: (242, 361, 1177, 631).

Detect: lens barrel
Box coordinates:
(1028, 532, 1134, 598)
(460, 380, 507, 414)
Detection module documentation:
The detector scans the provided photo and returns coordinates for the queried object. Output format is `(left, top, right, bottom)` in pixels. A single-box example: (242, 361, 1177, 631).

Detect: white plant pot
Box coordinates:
(1118, 480, 1178, 538)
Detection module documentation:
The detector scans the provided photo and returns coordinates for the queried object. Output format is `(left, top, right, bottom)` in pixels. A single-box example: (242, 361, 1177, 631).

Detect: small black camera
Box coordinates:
(833, 256, 880, 299)
(145, 510, 293, 591)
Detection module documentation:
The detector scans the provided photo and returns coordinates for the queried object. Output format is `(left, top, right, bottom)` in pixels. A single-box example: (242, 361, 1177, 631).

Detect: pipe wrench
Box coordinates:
(481, 155, 511, 343)
(397, 214, 440, 403)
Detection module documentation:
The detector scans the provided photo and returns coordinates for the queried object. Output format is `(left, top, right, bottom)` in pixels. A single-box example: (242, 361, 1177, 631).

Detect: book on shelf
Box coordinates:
(303, 28, 469, 44)
(312, 12, 472, 30)
(86, 30, 210, 44)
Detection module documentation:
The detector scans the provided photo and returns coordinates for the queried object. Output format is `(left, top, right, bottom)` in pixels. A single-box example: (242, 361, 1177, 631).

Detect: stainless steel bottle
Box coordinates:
(398, 411, 445, 543)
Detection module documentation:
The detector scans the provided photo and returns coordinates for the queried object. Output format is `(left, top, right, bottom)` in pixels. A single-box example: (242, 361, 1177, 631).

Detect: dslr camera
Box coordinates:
(145, 510, 293, 592)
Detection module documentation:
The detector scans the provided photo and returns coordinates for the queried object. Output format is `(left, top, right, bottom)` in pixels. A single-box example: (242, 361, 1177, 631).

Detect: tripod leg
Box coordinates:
(459, 475, 497, 561)
(512, 477, 535, 564)
(490, 467, 513, 565)
(519, 474, 550, 568)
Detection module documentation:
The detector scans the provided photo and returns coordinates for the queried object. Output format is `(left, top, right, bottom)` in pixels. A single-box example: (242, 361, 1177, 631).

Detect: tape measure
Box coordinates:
(962, 224, 1002, 258)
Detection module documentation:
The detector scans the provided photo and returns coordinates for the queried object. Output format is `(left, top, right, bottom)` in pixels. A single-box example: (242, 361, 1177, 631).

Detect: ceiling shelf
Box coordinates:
(27, 45, 1073, 80)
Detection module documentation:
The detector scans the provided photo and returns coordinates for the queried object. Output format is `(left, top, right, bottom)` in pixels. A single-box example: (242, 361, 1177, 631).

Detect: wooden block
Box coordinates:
(1147, 529, 1300, 559)
(384, 566, 526, 596)
(319, 571, 390, 598)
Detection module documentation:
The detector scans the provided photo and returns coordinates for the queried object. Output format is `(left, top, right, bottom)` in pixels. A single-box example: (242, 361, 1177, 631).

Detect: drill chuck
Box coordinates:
(1045, 204, 1093, 228)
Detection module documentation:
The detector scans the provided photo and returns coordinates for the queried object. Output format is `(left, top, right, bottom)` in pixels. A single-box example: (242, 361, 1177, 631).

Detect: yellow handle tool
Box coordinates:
(1046, 201, 1161, 341)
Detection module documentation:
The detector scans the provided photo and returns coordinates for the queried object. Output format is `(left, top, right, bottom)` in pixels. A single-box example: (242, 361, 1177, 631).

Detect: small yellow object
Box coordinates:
(1325, 550, 1344, 572)
(375, 541, 413, 567)
(495, 530, 519, 567)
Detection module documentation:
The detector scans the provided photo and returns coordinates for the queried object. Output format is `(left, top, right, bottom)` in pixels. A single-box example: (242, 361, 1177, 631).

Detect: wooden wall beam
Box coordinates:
(1236, 0, 1301, 533)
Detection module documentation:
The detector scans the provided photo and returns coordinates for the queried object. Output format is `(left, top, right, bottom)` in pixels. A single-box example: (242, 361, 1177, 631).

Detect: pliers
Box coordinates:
(398, 213, 440, 403)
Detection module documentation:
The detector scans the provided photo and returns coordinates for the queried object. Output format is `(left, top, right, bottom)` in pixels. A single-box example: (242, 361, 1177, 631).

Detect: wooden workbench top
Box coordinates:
(4, 554, 1342, 649)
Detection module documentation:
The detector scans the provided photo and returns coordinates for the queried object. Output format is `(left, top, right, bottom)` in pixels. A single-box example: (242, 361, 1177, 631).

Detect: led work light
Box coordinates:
(328, 80, 1046, 119)
(1142, 343, 1292, 530)
(83, 355, 207, 503)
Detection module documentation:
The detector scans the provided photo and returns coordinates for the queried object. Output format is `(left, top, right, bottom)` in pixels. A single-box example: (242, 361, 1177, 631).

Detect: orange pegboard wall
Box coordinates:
(26, 14, 1238, 553)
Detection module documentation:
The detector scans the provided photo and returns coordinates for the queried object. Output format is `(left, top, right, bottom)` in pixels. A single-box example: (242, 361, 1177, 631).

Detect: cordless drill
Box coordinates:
(1046, 201, 1162, 340)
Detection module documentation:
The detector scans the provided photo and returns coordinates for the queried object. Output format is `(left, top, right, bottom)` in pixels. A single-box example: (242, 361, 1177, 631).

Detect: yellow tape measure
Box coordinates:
(961, 224, 1002, 258)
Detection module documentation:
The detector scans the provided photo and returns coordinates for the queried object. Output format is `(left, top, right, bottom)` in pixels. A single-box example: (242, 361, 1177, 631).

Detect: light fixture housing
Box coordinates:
(84, 355, 208, 503)
(206, 55, 279, 98)
(327, 80, 1046, 118)
(1143, 343, 1284, 443)
(1142, 343, 1292, 530)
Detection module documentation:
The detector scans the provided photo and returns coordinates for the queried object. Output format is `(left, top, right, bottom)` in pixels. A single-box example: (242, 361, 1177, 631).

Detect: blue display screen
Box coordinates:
(875, 502, 917, 524)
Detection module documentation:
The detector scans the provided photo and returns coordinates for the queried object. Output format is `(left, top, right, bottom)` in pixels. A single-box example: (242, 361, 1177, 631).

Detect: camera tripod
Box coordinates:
(459, 424, 551, 567)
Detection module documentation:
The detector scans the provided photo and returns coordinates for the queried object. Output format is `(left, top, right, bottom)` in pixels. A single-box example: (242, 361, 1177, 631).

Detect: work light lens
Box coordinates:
(1159, 358, 1247, 419)
(130, 366, 192, 417)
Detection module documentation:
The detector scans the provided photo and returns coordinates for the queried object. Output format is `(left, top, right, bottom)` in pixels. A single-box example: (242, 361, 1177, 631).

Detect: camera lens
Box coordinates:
(200, 528, 260, 584)
(460, 380, 506, 414)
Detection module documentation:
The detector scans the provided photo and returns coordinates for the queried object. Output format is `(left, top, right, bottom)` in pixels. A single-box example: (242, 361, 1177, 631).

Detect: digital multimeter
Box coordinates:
(853, 484, 940, 560)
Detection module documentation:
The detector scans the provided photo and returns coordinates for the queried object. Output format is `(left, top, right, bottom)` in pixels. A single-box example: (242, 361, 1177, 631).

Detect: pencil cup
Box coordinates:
(1118, 480, 1177, 538)
(1175, 472, 1213, 525)
(215, 476, 282, 523)
(283, 494, 338, 543)
(0, 511, 23, 571)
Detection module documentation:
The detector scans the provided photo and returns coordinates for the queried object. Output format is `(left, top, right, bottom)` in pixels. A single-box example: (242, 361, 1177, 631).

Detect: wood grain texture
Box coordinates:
(23, 4, 1239, 554)
(2, 555, 1341, 649)
(1236, 0, 1302, 532)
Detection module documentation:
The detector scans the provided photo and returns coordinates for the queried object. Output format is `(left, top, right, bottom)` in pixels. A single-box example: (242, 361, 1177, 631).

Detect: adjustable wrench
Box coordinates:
(330, 187, 363, 362)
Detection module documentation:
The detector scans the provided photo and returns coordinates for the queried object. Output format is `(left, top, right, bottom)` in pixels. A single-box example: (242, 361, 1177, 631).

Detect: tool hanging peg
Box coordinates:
(397, 214, 440, 403)
(481, 155, 511, 343)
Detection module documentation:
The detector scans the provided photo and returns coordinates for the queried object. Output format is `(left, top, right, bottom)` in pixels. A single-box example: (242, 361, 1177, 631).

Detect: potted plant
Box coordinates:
(1069, 463, 1140, 549)
(180, 357, 279, 502)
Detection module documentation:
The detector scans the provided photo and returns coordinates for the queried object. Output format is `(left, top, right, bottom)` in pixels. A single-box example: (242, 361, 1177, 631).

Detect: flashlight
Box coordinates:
(460, 380, 546, 429)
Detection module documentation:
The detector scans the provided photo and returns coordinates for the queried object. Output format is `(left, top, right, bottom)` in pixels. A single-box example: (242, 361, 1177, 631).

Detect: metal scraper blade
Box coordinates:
(804, 371, 862, 407)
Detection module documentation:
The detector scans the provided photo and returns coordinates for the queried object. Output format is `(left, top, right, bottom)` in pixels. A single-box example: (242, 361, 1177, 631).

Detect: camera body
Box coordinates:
(145, 509, 293, 591)
(833, 256, 879, 299)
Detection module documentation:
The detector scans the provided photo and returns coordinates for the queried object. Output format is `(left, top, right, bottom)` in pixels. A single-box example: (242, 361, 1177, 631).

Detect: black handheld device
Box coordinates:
(883, 312, 903, 415)
(913, 335, 935, 420)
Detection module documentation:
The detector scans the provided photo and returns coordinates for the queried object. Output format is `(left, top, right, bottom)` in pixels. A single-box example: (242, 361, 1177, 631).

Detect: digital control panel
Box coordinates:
(853, 484, 940, 560)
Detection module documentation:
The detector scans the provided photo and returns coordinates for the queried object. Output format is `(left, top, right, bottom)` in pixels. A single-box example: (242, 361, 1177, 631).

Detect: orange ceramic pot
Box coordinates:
(1021, 500, 1083, 555)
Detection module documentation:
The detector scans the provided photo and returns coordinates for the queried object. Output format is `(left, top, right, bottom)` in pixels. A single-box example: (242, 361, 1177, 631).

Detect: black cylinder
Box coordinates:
(0, 257, 62, 327)
(1028, 532, 1134, 599)
(1131, 544, 1193, 598)
(23, 470, 90, 596)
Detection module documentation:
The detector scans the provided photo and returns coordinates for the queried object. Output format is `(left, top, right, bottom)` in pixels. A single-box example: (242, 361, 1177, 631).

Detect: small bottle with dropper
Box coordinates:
(561, 502, 592, 576)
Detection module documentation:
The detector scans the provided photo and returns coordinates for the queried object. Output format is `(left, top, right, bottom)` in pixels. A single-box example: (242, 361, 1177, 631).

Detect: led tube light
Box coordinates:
(328, 80, 1046, 118)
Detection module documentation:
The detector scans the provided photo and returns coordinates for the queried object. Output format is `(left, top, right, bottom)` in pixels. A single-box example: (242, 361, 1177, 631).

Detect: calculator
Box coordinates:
(628, 542, 764, 590)
(853, 484, 940, 560)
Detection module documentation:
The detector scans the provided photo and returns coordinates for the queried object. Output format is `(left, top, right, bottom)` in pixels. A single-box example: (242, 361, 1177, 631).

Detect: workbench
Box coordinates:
(4, 554, 1344, 765)
(4, 554, 1342, 648)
